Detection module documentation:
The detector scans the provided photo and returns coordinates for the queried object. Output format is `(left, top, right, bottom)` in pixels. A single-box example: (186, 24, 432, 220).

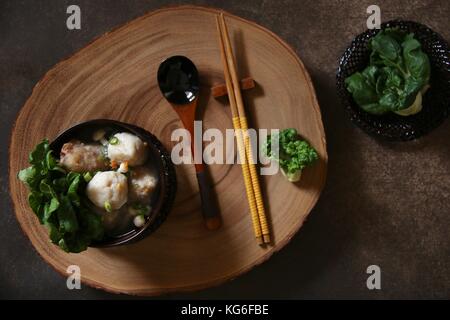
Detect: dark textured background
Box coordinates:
(1, 0, 449, 299)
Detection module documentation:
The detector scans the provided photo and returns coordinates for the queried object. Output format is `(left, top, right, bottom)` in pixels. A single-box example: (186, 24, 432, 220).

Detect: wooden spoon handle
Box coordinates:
(172, 101, 221, 230)
(196, 169, 221, 230)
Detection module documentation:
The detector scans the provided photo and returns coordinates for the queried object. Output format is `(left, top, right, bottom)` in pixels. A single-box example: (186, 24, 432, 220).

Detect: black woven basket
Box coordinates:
(337, 20, 450, 141)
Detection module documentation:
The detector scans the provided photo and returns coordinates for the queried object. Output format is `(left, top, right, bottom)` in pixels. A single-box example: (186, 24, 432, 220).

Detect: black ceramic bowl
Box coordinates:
(50, 119, 177, 247)
(337, 20, 450, 141)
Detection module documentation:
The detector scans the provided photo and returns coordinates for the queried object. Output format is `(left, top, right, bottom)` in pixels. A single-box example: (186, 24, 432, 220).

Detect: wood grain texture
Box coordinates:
(8, 6, 327, 295)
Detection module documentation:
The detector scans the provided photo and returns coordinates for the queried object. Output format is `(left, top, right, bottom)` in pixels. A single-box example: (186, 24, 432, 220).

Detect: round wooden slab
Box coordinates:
(9, 6, 327, 295)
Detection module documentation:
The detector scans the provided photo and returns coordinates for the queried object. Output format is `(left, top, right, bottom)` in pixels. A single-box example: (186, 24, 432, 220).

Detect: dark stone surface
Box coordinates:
(1, 0, 449, 299)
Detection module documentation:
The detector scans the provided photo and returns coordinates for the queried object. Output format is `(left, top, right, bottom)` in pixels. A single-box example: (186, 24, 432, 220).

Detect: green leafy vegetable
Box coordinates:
(18, 139, 104, 253)
(44, 197, 59, 222)
(345, 28, 430, 116)
(264, 128, 318, 182)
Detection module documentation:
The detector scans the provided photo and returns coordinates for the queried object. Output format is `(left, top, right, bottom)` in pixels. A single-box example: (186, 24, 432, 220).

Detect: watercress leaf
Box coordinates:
(68, 174, 81, 193)
(44, 197, 60, 222)
(52, 166, 67, 174)
(69, 194, 81, 208)
(62, 235, 89, 253)
(43, 203, 50, 222)
(79, 208, 104, 241)
(57, 196, 79, 233)
(68, 174, 81, 207)
(58, 238, 69, 252)
(39, 180, 57, 199)
(44, 221, 62, 244)
(28, 191, 42, 213)
(18, 138, 105, 253)
(28, 191, 44, 222)
(70, 241, 88, 253)
(66, 171, 80, 185)
(45, 150, 56, 169)
(52, 177, 68, 192)
(18, 166, 38, 188)
(29, 139, 49, 166)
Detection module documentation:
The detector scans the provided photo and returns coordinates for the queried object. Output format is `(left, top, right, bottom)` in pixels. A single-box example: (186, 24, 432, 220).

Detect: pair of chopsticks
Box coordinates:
(216, 13, 270, 245)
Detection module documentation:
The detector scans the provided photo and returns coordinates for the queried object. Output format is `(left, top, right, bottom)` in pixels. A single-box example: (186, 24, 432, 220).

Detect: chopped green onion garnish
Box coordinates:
(83, 172, 93, 182)
(104, 201, 112, 212)
(109, 137, 119, 145)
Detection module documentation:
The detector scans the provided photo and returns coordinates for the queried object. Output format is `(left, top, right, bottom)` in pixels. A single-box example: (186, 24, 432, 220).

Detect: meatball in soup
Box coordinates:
(107, 132, 148, 166)
(60, 140, 108, 173)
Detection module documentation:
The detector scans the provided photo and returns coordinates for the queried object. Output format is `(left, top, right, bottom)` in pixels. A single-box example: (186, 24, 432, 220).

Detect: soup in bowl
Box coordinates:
(19, 119, 176, 251)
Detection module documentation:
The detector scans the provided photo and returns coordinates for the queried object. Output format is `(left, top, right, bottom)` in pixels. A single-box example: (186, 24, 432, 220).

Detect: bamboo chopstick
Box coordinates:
(216, 13, 270, 244)
(216, 15, 263, 245)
